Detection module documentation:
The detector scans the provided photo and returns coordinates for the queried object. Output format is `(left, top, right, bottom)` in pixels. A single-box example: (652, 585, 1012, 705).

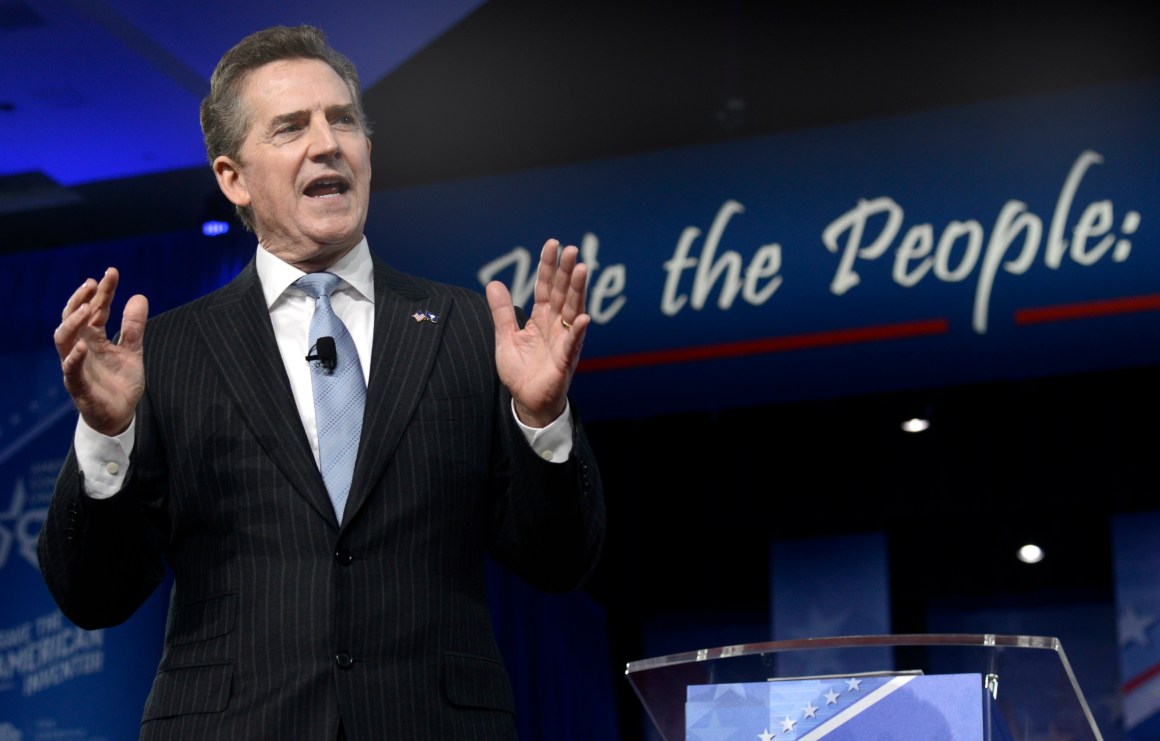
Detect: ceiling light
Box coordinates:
(901, 417, 930, 433)
(1017, 544, 1044, 564)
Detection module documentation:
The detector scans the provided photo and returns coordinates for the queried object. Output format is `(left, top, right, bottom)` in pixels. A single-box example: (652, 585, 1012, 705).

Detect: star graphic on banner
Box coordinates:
(802, 702, 818, 719)
(1119, 604, 1156, 648)
(1, 720, 28, 741)
(845, 677, 862, 691)
(758, 730, 775, 741)
(824, 689, 840, 705)
(0, 478, 27, 570)
(780, 716, 797, 733)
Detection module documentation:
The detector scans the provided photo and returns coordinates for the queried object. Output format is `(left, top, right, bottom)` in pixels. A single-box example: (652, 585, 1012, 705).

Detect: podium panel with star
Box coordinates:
(686, 673, 984, 740)
(627, 634, 1101, 741)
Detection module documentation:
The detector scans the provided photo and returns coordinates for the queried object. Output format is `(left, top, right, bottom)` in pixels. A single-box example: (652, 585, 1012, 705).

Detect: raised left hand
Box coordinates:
(487, 239, 589, 428)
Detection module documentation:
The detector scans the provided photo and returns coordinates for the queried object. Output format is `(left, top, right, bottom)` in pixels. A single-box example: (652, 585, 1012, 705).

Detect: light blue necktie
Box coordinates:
(296, 272, 365, 522)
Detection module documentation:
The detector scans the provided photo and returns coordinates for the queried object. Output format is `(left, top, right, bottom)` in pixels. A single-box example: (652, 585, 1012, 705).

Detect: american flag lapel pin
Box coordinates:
(411, 310, 428, 323)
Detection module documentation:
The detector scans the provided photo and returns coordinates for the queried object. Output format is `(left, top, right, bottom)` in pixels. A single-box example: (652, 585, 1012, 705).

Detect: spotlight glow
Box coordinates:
(1017, 544, 1044, 564)
(901, 417, 930, 433)
(202, 220, 230, 237)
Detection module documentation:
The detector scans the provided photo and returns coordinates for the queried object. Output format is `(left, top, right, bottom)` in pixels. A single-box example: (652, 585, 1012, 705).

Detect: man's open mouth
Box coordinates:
(304, 177, 350, 197)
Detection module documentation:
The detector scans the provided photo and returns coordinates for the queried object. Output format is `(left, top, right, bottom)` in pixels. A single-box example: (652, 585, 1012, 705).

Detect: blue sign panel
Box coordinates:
(369, 79, 1159, 419)
(686, 674, 984, 740)
(771, 534, 891, 678)
(0, 350, 170, 741)
(1113, 511, 1160, 740)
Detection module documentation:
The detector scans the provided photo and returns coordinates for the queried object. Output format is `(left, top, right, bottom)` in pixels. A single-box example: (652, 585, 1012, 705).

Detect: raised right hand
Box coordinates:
(54, 268, 148, 436)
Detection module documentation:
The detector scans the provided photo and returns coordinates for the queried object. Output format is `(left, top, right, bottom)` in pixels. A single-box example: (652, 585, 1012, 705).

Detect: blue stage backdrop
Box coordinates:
(2, 232, 251, 740)
(4, 77, 1157, 739)
(927, 599, 1120, 740)
(770, 534, 892, 678)
(1112, 511, 1160, 741)
(369, 78, 1160, 420)
(0, 361, 172, 740)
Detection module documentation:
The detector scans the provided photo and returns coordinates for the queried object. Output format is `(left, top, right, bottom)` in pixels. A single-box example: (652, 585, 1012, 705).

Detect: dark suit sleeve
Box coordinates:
(486, 388, 606, 593)
(38, 392, 170, 630)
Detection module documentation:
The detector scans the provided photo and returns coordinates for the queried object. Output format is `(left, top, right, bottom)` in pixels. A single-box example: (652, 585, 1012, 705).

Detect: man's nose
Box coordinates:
(307, 118, 340, 157)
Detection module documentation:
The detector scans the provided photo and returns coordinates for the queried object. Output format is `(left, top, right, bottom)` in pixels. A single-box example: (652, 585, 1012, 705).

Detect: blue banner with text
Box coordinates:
(0, 350, 170, 741)
(370, 79, 1160, 419)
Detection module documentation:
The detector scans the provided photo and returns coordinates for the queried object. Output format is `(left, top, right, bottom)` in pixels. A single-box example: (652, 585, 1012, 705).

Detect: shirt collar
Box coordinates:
(256, 237, 375, 309)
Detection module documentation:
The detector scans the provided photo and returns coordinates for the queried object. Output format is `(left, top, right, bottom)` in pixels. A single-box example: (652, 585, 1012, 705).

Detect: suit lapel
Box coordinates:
(343, 259, 452, 527)
(194, 261, 337, 526)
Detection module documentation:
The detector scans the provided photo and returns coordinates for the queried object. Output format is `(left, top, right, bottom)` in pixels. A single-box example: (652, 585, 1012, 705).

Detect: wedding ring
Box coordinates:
(561, 317, 573, 330)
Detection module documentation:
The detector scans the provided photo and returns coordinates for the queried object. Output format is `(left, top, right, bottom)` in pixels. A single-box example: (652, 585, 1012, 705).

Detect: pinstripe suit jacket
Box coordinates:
(38, 257, 605, 740)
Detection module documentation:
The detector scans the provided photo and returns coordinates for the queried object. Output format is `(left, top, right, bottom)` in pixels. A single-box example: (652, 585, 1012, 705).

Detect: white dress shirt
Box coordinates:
(75, 238, 572, 499)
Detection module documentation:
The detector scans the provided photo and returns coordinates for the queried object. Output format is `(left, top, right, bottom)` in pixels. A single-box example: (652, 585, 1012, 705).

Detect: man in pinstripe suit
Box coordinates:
(39, 26, 604, 740)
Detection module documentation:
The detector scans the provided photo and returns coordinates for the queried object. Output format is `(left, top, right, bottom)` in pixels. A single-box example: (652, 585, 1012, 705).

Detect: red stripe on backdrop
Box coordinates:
(1015, 293, 1160, 325)
(1124, 660, 1160, 694)
(577, 318, 950, 373)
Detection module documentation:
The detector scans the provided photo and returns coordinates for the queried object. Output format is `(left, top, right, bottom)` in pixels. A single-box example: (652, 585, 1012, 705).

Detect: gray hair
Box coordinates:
(200, 25, 373, 230)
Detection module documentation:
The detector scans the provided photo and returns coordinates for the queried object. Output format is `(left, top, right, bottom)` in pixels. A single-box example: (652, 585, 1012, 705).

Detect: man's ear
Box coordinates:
(213, 155, 251, 208)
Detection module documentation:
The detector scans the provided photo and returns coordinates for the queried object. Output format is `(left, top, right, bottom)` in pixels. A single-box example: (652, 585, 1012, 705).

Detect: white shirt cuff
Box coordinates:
(512, 399, 574, 463)
(73, 416, 135, 499)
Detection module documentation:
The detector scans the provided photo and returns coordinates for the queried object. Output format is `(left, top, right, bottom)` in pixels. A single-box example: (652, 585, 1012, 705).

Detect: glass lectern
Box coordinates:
(625, 634, 1103, 740)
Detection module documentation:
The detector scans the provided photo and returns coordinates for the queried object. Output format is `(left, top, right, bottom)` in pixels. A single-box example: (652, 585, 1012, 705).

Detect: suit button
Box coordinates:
(336, 653, 354, 669)
(335, 549, 353, 566)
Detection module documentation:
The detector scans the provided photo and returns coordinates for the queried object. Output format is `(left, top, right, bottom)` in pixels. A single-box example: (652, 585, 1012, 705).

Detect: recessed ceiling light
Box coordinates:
(1017, 544, 1044, 564)
(901, 417, 930, 433)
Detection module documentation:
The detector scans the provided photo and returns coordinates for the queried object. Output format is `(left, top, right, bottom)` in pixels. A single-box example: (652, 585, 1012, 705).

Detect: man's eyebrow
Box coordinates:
(267, 110, 309, 132)
(326, 104, 358, 119)
(265, 104, 357, 132)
